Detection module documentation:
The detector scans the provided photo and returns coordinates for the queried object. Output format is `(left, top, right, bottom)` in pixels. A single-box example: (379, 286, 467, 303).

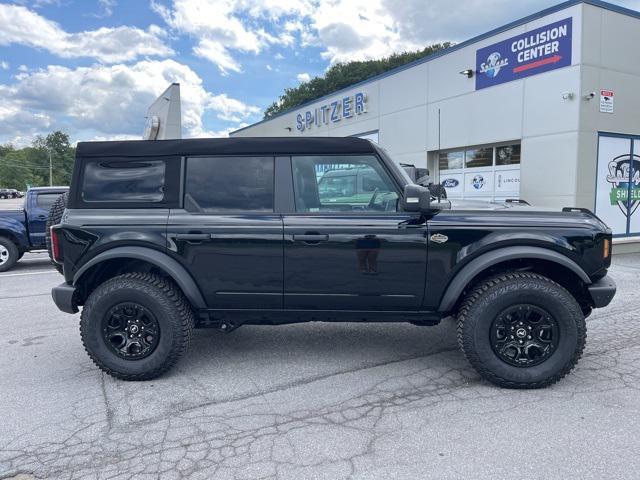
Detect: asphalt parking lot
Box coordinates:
(0, 249, 639, 480)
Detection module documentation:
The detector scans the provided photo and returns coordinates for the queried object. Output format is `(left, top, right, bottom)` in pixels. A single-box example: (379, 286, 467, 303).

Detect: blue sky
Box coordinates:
(0, 0, 638, 145)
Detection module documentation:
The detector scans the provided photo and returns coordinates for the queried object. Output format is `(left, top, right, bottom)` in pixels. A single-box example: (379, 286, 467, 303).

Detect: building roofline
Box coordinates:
(231, 0, 640, 135)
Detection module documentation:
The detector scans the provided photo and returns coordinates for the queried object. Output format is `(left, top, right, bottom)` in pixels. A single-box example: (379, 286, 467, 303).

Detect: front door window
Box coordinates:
(292, 155, 399, 213)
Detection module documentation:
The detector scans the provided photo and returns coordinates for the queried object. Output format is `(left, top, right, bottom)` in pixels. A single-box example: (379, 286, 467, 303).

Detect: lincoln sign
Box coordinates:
(475, 17, 572, 90)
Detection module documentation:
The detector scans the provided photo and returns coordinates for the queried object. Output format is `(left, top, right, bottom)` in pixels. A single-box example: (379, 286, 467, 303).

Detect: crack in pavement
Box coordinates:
(0, 257, 638, 479)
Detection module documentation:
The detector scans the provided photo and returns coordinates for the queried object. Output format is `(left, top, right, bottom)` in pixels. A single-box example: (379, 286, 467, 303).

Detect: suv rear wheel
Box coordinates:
(457, 272, 586, 389)
(80, 272, 194, 380)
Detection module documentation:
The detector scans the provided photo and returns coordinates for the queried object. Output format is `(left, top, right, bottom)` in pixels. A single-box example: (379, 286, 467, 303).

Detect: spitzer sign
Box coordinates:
(475, 18, 572, 90)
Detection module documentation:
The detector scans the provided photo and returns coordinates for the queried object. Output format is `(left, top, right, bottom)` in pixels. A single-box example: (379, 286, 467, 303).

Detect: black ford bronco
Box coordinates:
(51, 137, 616, 388)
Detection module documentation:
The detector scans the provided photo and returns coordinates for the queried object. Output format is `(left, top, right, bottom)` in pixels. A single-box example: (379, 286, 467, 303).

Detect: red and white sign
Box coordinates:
(600, 89, 614, 113)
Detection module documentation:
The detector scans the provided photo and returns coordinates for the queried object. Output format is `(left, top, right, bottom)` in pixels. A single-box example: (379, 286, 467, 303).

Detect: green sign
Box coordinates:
(610, 187, 640, 205)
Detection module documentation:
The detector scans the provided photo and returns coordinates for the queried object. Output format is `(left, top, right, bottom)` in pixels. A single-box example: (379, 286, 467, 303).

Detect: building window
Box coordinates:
(436, 141, 521, 201)
(439, 142, 521, 171)
(439, 151, 464, 170)
(465, 147, 493, 168)
(496, 144, 521, 165)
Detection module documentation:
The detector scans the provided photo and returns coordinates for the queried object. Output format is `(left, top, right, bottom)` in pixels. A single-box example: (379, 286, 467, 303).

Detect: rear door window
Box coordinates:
(36, 193, 63, 211)
(184, 156, 274, 213)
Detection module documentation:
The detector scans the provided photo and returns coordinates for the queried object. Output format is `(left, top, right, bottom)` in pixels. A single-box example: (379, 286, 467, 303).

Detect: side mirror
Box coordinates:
(402, 184, 431, 212)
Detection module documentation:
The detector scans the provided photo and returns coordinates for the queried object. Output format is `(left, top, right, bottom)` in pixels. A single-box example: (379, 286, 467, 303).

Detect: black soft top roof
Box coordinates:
(76, 137, 377, 158)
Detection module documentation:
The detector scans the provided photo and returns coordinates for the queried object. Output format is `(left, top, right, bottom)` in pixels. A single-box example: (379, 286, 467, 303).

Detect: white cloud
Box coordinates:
(0, 3, 173, 63)
(296, 72, 311, 83)
(153, 0, 617, 70)
(192, 38, 243, 74)
(0, 61, 9, 70)
(152, 0, 313, 73)
(0, 59, 260, 142)
(305, 0, 590, 64)
(207, 123, 248, 138)
(94, 0, 118, 18)
(208, 93, 260, 122)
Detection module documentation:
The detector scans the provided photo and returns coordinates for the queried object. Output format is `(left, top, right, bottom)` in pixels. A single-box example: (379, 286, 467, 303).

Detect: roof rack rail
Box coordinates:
(562, 207, 594, 215)
(504, 198, 530, 206)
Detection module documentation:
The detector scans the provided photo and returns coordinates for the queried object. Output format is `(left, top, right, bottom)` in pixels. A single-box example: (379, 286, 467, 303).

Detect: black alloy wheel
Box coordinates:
(490, 304, 559, 367)
(102, 302, 160, 359)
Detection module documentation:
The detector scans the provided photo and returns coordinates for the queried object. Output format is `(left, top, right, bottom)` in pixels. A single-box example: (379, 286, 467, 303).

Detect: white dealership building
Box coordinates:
(231, 0, 640, 245)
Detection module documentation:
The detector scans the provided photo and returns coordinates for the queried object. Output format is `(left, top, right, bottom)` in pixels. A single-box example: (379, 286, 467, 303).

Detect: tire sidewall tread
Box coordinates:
(0, 236, 19, 272)
(457, 271, 587, 389)
(80, 272, 194, 381)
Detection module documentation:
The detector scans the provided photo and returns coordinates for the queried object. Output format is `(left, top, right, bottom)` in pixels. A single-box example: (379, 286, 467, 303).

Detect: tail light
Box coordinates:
(51, 226, 63, 264)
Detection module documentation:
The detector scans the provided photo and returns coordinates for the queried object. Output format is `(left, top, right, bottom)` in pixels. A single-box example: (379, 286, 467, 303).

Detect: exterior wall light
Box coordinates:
(459, 69, 474, 78)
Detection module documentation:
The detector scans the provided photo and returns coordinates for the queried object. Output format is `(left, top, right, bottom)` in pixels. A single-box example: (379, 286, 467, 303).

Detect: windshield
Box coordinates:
(374, 144, 414, 186)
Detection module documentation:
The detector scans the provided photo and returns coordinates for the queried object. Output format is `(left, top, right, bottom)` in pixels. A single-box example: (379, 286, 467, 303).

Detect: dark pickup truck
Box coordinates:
(50, 137, 616, 388)
(0, 186, 68, 272)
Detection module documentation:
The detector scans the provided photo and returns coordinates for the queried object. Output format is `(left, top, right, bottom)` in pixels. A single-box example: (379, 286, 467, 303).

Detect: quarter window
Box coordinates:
(293, 155, 399, 213)
(82, 159, 165, 203)
(184, 157, 274, 213)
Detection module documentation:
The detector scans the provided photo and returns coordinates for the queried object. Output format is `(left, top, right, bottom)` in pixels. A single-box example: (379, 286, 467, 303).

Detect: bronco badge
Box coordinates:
(430, 233, 448, 244)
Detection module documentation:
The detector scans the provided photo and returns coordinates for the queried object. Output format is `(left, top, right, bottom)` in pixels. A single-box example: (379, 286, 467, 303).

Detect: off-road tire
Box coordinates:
(457, 272, 586, 389)
(80, 272, 194, 381)
(45, 191, 68, 274)
(0, 236, 19, 272)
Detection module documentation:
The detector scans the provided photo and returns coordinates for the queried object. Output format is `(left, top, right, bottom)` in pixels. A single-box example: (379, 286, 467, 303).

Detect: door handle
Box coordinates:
(293, 234, 329, 243)
(37, 215, 47, 220)
(175, 233, 211, 242)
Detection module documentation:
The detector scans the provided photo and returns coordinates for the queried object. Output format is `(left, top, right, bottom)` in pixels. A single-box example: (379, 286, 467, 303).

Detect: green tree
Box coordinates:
(0, 131, 75, 189)
(264, 43, 453, 119)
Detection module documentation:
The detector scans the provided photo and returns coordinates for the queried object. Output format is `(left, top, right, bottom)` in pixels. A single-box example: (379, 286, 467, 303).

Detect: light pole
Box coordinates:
(48, 148, 53, 187)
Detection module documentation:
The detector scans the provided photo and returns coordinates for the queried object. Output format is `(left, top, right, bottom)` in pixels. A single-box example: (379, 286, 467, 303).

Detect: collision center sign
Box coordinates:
(475, 18, 572, 90)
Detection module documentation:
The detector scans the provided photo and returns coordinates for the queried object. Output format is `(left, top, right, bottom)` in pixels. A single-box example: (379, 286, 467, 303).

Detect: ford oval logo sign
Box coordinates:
(442, 178, 459, 188)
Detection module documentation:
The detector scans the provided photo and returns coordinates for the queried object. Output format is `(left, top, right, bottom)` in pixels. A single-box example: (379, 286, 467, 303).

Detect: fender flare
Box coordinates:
(73, 246, 207, 309)
(438, 246, 591, 313)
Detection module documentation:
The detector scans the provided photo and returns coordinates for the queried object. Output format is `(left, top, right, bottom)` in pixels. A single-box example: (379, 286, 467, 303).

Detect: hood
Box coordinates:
(446, 199, 559, 211)
(435, 199, 609, 231)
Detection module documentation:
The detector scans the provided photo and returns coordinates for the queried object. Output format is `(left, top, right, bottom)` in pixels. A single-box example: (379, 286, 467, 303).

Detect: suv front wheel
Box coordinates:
(80, 272, 194, 380)
(457, 272, 586, 389)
